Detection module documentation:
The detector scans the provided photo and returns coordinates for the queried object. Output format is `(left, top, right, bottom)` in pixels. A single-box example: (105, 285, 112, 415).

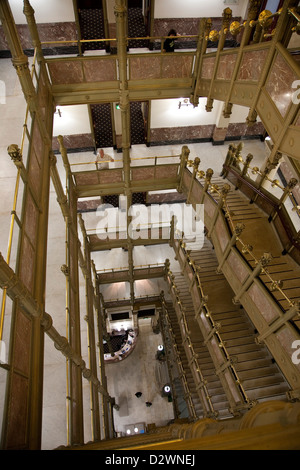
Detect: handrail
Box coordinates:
(160, 295, 198, 420)
(97, 263, 165, 274)
(185, 156, 298, 310)
(69, 154, 181, 170)
(173, 238, 252, 409)
(165, 266, 218, 417)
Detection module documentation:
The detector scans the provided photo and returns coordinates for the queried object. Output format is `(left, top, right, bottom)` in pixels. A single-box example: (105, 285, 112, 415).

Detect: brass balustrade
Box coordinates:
(224, 145, 300, 219)
(186, 156, 298, 311)
(165, 262, 218, 418)
(160, 294, 198, 420)
(174, 238, 253, 412)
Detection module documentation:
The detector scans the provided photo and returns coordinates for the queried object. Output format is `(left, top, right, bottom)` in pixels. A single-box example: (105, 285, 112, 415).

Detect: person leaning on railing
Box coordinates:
(163, 29, 178, 52)
(96, 148, 114, 170)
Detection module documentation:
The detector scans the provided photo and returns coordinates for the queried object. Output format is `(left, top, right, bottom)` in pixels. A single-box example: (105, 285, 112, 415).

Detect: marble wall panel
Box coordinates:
(37, 67, 49, 120)
(204, 195, 215, 219)
(265, 52, 298, 117)
(83, 59, 117, 82)
(192, 180, 202, 201)
(99, 169, 123, 184)
(28, 149, 42, 201)
(161, 55, 193, 79)
(74, 171, 100, 186)
(13, 309, 31, 376)
(48, 61, 84, 85)
(23, 193, 38, 246)
(201, 56, 215, 80)
(129, 56, 161, 80)
(276, 327, 300, 372)
(226, 121, 265, 137)
(5, 373, 29, 448)
(150, 125, 215, 143)
(217, 53, 237, 80)
(156, 164, 178, 179)
(238, 49, 268, 81)
(19, 234, 35, 293)
(215, 216, 230, 252)
(227, 251, 248, 284)
(248, 283, 279, 323)
(0, 23, 77, 51)
(131, 167, 155, 181)
(52, 134, 94, 151)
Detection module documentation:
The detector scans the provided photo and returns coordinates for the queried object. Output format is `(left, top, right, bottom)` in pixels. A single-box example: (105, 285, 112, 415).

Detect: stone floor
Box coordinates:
(106, 318, 174, 437)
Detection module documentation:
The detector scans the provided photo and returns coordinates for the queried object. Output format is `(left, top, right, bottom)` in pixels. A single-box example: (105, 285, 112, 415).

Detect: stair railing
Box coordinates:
(160, 294, 198, 420)
(165, 261, 222, 418)
(170, 241, 257, 416)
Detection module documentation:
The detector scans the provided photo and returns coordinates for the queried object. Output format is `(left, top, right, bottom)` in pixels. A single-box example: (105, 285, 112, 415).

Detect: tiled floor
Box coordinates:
(107, 318, 175, 436)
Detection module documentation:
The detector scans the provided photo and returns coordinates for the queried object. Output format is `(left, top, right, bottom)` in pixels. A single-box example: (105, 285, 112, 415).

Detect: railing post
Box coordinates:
(207, 183, 231, 239)
(187, 157, 200, 204)
(216, 223, 246, 273)
(233, 252, 273, 304)
(268, 177, 298, 222)
(235, 153, 253, 190)
(200, 168, 214, 204)
(205, 7, 232, 112)
(178, 145, 190, 193)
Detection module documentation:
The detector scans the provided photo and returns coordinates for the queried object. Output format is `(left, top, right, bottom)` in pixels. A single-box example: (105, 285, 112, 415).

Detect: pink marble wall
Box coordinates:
(248, 283, 279, 323)
(227, 121, 265, 137)
(132, 167, 155, 181)
(238, 49, 268, 81)
(265, 52, 298, 117)
(52, 134, 94, 151)
(217, 53, 237, 80)
(227, 251, 248, 284)
(0, 22, 77, 50)
(129, 56, 161, 80)
(99, 169, 123, 184)
(215, 216, 230, 252)
(84, 58, 117, 82)
(155, 164, 178, 179)
(161, 55, 194, 79)
(150, 125, 215, 143)
(74, 169, 123, 186)
(48, 60, 84, 85)
(201, 56, 216, 80)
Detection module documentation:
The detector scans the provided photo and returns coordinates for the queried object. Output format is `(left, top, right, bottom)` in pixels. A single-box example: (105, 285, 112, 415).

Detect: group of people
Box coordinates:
(135, 392, 152, 407)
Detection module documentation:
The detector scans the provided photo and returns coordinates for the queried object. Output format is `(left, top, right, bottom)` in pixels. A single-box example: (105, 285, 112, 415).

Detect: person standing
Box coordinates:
(163, 29, 178, 53)
(95, 148, 114, 170)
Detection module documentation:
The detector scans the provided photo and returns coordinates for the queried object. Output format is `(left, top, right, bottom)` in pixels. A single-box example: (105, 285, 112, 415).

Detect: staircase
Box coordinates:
(168, 276, 231, 419)
(211, 175, 300, 332)
(188, 237, 291, 405)
(165, 301, 204, 419)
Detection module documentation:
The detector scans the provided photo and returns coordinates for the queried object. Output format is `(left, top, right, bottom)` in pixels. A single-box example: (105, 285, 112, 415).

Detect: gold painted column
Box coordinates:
(0, 0, 53, 449)
(58, 136, 84, 446)
(78, 215, 101, 442)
